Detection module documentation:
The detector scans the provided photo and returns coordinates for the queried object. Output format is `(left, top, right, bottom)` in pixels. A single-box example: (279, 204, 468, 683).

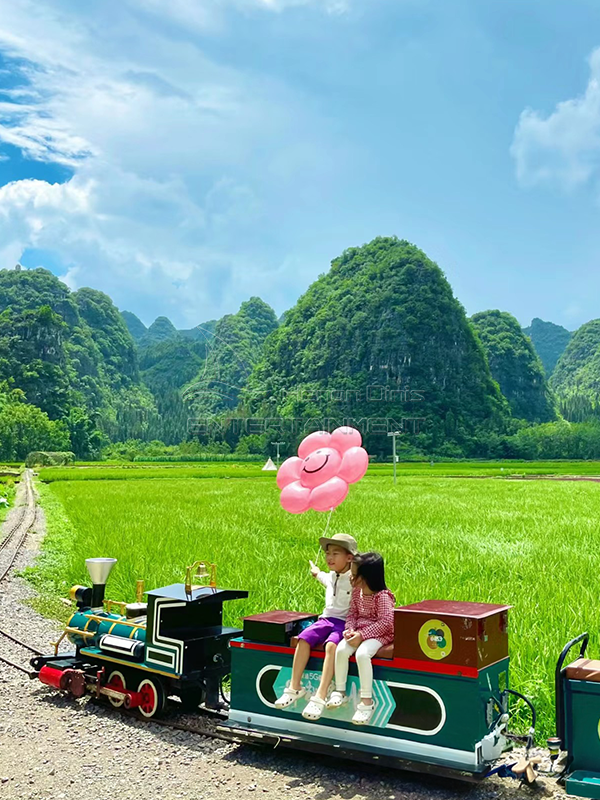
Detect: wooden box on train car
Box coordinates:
(394, 600, 511, 670)
(243, 611, 318, 646)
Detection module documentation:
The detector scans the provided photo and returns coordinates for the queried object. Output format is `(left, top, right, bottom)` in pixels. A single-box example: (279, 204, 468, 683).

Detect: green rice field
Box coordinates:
(28, 461, 600, 739)
(39, 458, 600, 483)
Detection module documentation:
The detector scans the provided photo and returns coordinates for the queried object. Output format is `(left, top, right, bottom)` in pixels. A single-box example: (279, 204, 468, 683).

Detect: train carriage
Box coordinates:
(224, 601, 511, 779)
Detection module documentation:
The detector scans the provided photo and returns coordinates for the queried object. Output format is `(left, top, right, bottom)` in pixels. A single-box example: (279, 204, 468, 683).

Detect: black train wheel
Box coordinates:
(136, 676, 166, 719)
(178, 687, 205, 713)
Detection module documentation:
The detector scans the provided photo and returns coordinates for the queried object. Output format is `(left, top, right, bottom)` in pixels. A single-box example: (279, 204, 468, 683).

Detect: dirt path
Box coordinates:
(0, 476, 566, 800)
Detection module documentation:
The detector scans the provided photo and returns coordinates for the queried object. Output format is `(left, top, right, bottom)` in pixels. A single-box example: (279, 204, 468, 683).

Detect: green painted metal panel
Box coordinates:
(230, 642, 508, 756)
(566, 680, 600, 772)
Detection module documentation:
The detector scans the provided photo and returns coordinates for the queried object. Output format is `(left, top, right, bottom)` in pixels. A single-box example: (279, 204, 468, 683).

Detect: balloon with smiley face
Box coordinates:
(277, 427, 369, 514)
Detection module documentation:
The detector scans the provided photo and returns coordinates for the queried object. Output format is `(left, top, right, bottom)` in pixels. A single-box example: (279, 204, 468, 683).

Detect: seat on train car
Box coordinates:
(565, 658, 600, 682)
(289, 636, 394, 659)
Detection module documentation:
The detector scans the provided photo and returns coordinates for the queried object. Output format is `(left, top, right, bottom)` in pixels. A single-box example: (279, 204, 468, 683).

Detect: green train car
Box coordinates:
(556, 634, 600, 798)
(223, 601, 514, 780)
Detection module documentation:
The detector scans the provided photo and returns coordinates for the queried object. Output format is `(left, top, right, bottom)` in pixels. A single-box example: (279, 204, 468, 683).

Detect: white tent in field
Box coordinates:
(262, 458, 278, 471)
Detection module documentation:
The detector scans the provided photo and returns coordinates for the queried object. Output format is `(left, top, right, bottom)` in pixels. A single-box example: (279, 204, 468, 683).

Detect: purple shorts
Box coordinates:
(298, 616, 345, 647)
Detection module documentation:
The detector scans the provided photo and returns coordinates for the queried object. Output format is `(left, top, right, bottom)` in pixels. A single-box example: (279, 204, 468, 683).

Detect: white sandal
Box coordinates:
(274, 687, 306, 709)
(325, 691, 348, 709)
(302, 696, 326, 720)
(352, 701, 375, 725)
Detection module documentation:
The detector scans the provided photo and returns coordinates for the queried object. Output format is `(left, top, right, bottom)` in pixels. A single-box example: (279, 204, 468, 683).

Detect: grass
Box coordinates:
(28, 464, 600, 739)
(0, 472, 18, 530)
(39, 458, 600, 483)
(39, 463, 272, 482)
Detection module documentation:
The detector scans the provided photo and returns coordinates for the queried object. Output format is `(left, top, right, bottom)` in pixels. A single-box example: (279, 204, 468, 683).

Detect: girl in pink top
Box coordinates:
(327, 551, 395, 725)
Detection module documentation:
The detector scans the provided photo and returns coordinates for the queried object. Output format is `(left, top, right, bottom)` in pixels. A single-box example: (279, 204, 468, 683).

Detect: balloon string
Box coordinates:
(314, 508, 335, 565)
(323, 507, 334, 537)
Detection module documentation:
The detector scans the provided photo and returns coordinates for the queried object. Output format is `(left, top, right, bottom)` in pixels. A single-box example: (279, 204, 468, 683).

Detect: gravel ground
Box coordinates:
(0, 478, 570, 800)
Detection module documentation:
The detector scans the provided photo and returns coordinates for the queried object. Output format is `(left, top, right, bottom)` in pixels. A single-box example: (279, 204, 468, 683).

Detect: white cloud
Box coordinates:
(254, 0, 349, 12)
(563, 302, 583, 321)
(0, 0, 349, 324)
(511, 48, 600, 190)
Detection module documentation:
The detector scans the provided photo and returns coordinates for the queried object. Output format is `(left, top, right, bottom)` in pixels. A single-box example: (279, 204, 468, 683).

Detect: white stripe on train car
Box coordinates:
(385, 681, 447, 736)
(145, 598, 185, 674)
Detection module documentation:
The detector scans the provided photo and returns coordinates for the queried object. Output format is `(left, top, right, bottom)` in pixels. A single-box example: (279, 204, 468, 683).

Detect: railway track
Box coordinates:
(0, 470, 41, 675)
(0, 470, 36, 584)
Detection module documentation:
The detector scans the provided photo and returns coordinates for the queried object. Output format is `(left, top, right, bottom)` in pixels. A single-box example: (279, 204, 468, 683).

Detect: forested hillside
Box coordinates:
(246, 237, 510, 457)
(121, 310, 147, 342)
(0, 268, 157, 458)
(138, 338, 208, 444)
(139, 316, 178, 347)
(471, 310, 557, 423)
(121, 310, 217, 346)
(2, 244, 599, 462)
(186, 297, 279, 416)
(550, 319, 600, 422)
(524, 318, 572, 377)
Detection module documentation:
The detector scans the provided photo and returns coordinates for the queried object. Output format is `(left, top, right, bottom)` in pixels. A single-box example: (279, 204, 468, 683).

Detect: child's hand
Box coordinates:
(347, 632, 363, 648)
(343, 629, 354, 640)
(309, 560, 319, 577)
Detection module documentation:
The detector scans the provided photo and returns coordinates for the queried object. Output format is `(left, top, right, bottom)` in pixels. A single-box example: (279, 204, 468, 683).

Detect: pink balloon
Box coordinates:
(330, 426, 362, 454)
(299, 447, 342, 489)
(276, 456, 303, 489)
(338, 446, 369, 484)
(298, 431, 331, 459)
(309, 477, 349, 512)
(277, 427, 369, 514)
(280, 481, 311, 514)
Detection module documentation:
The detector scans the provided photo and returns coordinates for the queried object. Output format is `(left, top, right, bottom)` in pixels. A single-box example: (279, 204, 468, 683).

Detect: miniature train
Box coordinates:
(27, 557, 600, 794)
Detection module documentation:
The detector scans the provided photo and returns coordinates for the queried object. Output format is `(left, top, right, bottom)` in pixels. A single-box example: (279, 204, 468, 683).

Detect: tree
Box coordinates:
(0, 390, 70, 461)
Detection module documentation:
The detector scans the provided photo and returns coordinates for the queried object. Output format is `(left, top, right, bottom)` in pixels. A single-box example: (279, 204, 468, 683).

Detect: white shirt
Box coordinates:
(316, 569, 352, 620)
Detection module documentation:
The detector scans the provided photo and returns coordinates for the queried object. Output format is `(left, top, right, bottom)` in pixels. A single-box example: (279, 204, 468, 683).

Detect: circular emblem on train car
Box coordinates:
(418, 619, 452, 661)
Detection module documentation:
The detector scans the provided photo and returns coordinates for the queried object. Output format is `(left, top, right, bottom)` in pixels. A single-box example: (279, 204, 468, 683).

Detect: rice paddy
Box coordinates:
(28, 462, 600, 739)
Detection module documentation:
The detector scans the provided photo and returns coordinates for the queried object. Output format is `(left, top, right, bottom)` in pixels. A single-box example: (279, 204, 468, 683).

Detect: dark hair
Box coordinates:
(353, 551, 387, 593)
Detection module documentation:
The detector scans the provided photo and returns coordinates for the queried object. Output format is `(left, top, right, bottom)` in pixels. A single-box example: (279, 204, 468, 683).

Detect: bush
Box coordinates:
(26, 451, 76, 467)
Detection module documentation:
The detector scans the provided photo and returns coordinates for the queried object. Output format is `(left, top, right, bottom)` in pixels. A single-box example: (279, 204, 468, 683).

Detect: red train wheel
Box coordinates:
(137, 677, 165, 719)
(107, 670, 127, 708)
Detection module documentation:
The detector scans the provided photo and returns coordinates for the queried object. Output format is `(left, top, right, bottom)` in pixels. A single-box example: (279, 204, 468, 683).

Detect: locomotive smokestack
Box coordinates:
(85, 558, 117, 608)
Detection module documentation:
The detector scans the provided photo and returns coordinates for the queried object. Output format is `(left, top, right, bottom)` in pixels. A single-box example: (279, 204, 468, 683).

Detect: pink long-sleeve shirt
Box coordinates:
(345, 587, 396, 646)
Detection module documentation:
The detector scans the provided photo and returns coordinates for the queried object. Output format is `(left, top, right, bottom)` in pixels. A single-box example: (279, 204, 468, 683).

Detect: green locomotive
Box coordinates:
(32, 557, 247, 716)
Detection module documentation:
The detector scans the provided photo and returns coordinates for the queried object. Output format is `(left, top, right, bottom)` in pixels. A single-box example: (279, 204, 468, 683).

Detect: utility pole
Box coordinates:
(387, 430, 402, 485)
(271, 441, 285, 467)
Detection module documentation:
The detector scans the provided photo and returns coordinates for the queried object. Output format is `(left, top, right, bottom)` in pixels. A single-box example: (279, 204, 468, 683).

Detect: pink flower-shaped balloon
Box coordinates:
(277, 427, 369, 514)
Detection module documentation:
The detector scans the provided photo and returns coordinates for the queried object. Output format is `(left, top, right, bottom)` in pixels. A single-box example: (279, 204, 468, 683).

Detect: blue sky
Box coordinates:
(0, 0, 600, 330)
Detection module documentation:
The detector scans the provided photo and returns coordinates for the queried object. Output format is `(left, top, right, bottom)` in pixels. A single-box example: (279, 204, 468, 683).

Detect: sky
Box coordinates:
(1, 0, 600, 331)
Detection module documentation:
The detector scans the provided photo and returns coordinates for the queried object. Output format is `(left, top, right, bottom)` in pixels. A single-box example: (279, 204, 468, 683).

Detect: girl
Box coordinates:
(326, 551, 395, 725)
